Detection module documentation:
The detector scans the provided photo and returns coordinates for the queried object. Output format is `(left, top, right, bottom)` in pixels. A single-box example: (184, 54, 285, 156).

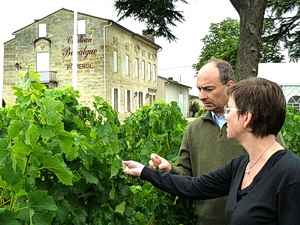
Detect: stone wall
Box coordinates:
(3, 39, 17, 104)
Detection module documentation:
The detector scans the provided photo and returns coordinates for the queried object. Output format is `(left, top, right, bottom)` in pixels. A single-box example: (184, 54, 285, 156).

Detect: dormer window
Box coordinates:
(78, 20, 86, 35)
(38, 24, 47, 37)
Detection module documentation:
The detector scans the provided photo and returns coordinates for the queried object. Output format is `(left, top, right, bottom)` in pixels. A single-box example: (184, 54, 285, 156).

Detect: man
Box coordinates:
(150, 59, 244, 225)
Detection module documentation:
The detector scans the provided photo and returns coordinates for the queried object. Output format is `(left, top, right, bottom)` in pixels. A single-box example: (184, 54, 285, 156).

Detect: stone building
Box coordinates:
(157, 76, 191, 117)
(3, 8, 160, 117)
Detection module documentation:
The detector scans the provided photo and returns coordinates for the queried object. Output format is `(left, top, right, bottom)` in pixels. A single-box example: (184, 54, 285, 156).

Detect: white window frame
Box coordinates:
(147, 62, 151, 80)
(125, 90, 132, 113)
(113, 51, 118, 73)
(150, 64, 154, 80)
(149, 94, 156, 105)
(121, 89, 125, 113)
(152, 64, 157, 81)
(124, 55, 129, 76)
(112, 88, 120, 112)
(138, 91, 144, 108)
(134, 58, 139, 78)
(131, 91, 134, 111)
(132, 90, 138, 112)
(78, 20, 86, 35)
(141, 60, 145, 80)
(38, 24, 47, 38)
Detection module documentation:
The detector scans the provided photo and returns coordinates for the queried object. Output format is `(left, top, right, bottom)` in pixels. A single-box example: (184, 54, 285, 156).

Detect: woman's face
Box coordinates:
(225, 97, 244, 139)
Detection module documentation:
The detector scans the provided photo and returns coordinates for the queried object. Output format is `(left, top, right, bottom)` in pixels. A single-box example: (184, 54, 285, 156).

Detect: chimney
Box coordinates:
(142, 29, 155, 42)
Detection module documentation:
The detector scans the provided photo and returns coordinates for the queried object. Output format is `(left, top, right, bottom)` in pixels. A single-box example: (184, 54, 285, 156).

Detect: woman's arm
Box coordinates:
(140, 162, 233, 200)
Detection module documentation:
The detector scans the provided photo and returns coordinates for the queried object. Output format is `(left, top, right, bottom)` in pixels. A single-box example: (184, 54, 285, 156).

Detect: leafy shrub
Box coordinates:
(0, 70, 125, 224)
(189, 101, 200, 117)
(282, 107, 300, 154)
(120, 101, 195, 225)
(0, 70, 193, 225)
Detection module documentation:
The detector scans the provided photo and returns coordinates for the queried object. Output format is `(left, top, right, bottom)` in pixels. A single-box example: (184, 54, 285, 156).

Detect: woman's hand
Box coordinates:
(149, 153, 172, 172)
(122, 160, 145, 177)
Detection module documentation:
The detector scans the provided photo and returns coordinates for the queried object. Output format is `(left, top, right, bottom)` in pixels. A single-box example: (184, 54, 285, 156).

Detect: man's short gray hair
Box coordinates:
(207, 59, 235, 84)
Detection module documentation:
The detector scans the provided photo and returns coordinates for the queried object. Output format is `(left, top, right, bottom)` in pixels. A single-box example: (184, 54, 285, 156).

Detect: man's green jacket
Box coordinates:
(172, 112, 244, 225)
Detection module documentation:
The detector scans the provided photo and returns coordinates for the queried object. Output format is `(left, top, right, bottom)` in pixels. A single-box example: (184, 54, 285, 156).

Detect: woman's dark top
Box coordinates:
(140, 150, 300, 225)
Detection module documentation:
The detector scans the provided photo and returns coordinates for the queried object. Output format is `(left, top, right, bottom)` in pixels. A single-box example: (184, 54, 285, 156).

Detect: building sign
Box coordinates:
(62, 35, 98, 70)
(62, 46, 97, 59)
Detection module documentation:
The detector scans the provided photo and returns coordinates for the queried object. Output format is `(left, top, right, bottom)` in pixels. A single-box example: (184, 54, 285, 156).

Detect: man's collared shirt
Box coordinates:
(211, 112, 226, 129)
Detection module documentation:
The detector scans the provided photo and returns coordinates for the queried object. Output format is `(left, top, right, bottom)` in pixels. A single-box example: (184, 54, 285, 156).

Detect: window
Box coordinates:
(132, 91, 138, 111)
(113, 51, 118, 73)
(149, 94, 156, 105)
(149, 95, 153, 105)
(134, 58, 139, 78)
(112, 88, 119, 112)
(138, 92, 143, 108)
(150, 64, 154, 80)
(38, 24, 47, 37)
(141, 60, 145, 80)
(78, 20, 86, 35)
(288, 95, 300, 111)
(150, 63, 154, 80)
(147, 63, 151, 80)
(124, 55, 129, 76)
(152, 64, 156, 80)
(178, 94, 184, 109)
(36, 52, 49, 83)
(126, 90, 131, 112)
(15, 63, 21, 71)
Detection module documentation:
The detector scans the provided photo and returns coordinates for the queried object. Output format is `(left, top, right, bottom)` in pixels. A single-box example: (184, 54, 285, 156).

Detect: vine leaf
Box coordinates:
(115, 201, 126, 215)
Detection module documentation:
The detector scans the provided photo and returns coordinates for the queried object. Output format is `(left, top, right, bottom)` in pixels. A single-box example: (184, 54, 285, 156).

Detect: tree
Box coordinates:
(114, 0, 187, 41)
(229, 0, 267, 80)
(115, 0, 299, 79)
(193, 18, 283, 73)
(264, 0, 300, 61)
(193, 18, 240, 71)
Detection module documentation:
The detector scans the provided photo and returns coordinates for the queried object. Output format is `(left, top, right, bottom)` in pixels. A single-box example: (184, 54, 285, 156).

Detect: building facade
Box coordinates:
(258, 63, 300, 111)
(157, 76, 191, 117)
(3, 8, 160, 117)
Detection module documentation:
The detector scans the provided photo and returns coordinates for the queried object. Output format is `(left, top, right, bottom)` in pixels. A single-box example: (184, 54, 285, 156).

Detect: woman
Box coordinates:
(123, 77, 300, 225)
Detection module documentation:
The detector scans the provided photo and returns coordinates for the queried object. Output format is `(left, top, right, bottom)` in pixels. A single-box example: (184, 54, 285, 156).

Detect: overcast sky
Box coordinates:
(0, 0, 238, 94)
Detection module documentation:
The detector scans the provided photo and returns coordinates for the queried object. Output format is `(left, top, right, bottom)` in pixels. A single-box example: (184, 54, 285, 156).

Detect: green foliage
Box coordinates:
(195, 106, 206, 118)
(121, 101, 187, 162)
(193, 18, 240, 71)
(189, 101, 200, 117)
(282, 107, 300, 154)
(261, 33, 284, 63)
(0, 69, 192, 224)
(119, 101, 195, 225)
(114, 0, 187, 41)
(265, 0, 300, 61)
(114, 0, 300, 79)
(193, 18, 284, 72)
(189, 101, 206, 118)
(0, 69, 125, 224)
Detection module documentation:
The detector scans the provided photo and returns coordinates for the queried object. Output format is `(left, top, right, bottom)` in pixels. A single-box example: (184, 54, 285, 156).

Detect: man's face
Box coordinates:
(196, 63, 229, 115)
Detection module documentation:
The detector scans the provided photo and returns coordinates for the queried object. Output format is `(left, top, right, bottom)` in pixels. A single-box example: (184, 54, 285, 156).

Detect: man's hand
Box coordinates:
(122, 160, 145, 177)
(149, 153, 172, 172)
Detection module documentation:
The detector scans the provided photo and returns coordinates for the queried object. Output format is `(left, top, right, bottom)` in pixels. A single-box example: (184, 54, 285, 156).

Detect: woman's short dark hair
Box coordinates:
(228, 77, 286, 137)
